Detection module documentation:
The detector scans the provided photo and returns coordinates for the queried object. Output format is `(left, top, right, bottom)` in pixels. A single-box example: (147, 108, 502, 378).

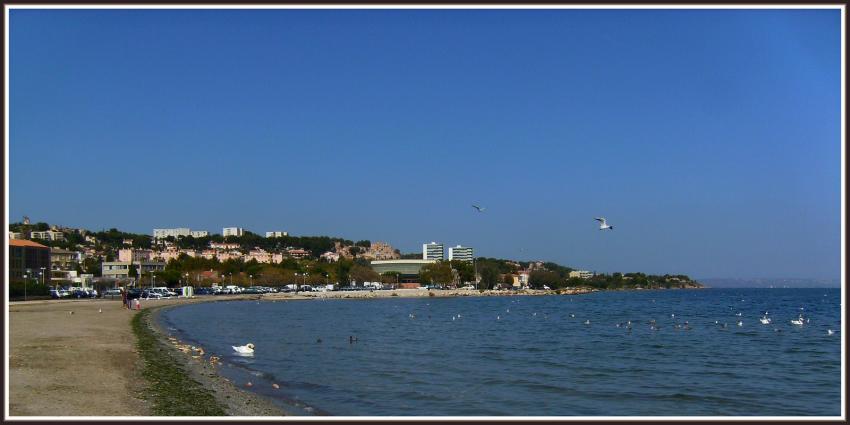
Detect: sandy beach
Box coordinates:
(7, 294, 282, 417)
(8, 288, 587, 417)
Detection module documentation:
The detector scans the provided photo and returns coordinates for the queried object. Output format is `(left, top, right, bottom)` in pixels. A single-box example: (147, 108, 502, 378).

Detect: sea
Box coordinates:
(158, 288, 842, 416)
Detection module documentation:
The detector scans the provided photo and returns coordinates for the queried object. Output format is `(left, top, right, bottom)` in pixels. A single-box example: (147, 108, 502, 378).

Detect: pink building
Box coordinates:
(118, 248, 153, 263)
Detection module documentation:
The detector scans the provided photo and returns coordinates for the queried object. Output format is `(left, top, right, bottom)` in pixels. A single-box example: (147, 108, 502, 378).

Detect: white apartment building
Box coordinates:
(568, 270, 594, 279)
(266, 231, 288, 238)
(30, 231, 65, 241)
(422, 242, 444, 261)
(223, 227, 244, 237)
(448, 245, 474, 262)
(9, 232, 23, 239)
(153, 228, 191, 239)
(190, 230, 209, 238)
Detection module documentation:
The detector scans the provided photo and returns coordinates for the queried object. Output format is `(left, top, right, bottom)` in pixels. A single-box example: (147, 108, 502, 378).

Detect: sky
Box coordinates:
(8, 8, 843, 281)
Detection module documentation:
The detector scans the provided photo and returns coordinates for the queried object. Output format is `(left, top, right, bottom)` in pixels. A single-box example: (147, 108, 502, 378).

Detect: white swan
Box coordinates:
(790, 317, 804, 326)
(759, 316, 771, 325)
(232, 343, 255, 354)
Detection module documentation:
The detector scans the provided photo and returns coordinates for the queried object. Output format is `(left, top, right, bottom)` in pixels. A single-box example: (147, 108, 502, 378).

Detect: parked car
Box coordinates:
(127, 289, 143, 300)
(103, 288, 122, 297)
(142, 290, 162, 299)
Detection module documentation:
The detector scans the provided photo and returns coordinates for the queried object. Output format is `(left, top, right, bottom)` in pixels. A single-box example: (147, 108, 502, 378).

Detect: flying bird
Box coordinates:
(232, 343, 255, 354)
(472, 205, 486, 213)
(594, 217, 614, 230)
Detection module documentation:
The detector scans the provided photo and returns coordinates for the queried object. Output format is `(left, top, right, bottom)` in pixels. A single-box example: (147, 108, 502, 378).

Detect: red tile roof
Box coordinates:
(9, 239, 48, 248)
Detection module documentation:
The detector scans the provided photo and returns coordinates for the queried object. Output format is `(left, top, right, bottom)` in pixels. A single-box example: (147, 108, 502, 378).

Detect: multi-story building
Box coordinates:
(50, 247, 81, 270)
(422, 242, 444, 261)
(320, 251, 340, 262)
(118, 248, 154, 263)
(265, 231, 288, 238)
(363, 241, 400, 260)
(223, 227, 244, 237)
(190, 230, 209, 238)
(9, 239, 51, 282)
(448, 245, 474, 262)
(9, 231, 24, 239)
(30, 230, 65, 241)
(101, 261, 166, 280)
(153, 228, 191, 239)
(286, 248, 310, 259)
(568, 270, 594, 279)
(210, 242, 240, 250)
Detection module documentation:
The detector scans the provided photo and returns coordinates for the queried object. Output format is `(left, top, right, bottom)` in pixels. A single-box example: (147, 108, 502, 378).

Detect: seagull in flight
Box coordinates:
(472, 205, 486, 213)
(594, 217, 614, 230)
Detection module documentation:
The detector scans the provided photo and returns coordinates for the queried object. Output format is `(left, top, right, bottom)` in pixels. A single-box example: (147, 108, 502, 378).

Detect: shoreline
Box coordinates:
(141, 301, 290, 416)
(8, 286, 701, 417)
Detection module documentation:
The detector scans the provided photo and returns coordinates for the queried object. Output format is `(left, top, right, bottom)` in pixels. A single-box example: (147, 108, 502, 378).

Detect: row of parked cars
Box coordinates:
(50, 288, 99, 299)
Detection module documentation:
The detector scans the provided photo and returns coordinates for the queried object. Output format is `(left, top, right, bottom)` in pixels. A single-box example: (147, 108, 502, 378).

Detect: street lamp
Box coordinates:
(23, 272, 28, 301)
(250, 274, 253, 287)
(40, 267, 46, 285)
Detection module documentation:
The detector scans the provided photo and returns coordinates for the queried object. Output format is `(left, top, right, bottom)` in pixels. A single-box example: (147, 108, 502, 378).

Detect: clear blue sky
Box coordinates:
(9, 8, 842, 280)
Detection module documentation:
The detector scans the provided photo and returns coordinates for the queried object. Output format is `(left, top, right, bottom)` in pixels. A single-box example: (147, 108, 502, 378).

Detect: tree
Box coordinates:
(449, 260, 475, 283)
(355, 240, 371, 248)
(478, 263, 499, 289)
(349, 264, 379, 285)
(420, 261, 453, 286)
(128, 264, 138, 278)
(529, 270, 561, 289)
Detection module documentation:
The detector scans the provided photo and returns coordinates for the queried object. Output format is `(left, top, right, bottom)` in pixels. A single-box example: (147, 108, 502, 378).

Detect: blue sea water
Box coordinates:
(159, 288, 842, 416)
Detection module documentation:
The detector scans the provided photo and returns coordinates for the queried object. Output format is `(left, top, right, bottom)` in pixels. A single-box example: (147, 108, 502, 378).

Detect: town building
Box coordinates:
(9, 231, 24, 239)
(265, 231, 288, 238)
(362, 241, 400, 260)
(448, 245, 474, 262)
(422, 242, 444, 261)
(210, 242, 240, 250)
(153, 228, 191, 239)
(223, 227, 244, 237)
(320, 251, 340, 262)
(101, 261, 166, 280)
(286, 248, 310, 259)
(9, 239, 51, 282)
(50, 247, 81, 270)
(370, 259, 437, 285)
(118, 248, 154, 263)
(569, 270, 594, 279)
(30, 230, 65, 241)
(190, 230, 209, 238)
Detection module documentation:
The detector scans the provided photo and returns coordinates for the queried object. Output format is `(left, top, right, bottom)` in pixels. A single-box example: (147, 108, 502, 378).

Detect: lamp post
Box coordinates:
(250, 274, 253, 287)
(23, 272, 28, 301)
(40, 267, 46, 285)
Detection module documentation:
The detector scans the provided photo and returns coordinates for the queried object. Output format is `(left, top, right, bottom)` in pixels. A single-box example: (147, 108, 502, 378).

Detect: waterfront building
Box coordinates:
(370, 259, 437, 285)
(448, 245, 474, 262)
(153, 228, 191, 239)
(422, 242, 444, 260)
(190, 230, 209, 238)
(101, 261, 166, 280)
(9, 239, 51, 282)
(223, 227, 244, 237)
(569, 270, 594, 279)
(265, 231, 288, 238)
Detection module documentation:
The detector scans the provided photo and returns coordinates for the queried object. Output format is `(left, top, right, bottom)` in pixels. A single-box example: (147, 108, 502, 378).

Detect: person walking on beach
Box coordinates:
(121, 288, 128, 309)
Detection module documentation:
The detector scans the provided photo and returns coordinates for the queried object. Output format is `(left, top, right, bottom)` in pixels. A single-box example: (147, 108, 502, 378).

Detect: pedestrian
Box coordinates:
(121, 288, 128, 309)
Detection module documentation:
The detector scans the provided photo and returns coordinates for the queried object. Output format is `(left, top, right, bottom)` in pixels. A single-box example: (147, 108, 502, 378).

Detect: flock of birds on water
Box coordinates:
(228, 295, 838, 355)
